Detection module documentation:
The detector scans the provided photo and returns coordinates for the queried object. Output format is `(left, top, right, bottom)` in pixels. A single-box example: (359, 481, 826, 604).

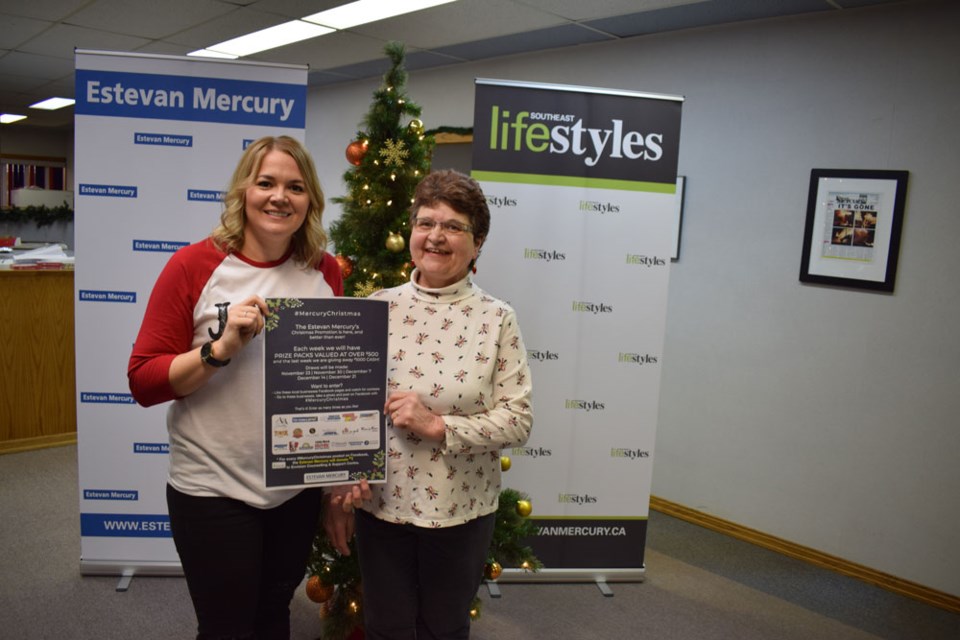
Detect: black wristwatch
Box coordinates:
(200, 341, 231, 367)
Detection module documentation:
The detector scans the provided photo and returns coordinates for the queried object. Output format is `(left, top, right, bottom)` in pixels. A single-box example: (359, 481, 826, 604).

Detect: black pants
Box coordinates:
(166, 484, 323, 640)
(354, 508, 495, 640)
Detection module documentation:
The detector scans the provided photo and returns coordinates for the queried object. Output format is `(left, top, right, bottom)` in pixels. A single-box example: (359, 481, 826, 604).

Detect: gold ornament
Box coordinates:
(379, 138, 409, 166)
(386, 232, 405, 253)
(516, 499, 532, 517)
(500, 455, 511, 471)
(484, 561, 503, 581)
(521, 560, 532, 571)
(305, 575, 334, 603)
(353, 281, 381, 298)
(408, 118, 424, 134)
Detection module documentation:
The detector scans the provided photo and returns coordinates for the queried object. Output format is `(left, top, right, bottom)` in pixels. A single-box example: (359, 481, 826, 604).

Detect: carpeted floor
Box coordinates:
(1, 445, 957, 639)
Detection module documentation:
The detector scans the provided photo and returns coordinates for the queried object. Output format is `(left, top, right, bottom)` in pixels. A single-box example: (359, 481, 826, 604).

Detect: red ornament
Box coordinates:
(335, 254, 354, 279)
(346, 140, 368, 166)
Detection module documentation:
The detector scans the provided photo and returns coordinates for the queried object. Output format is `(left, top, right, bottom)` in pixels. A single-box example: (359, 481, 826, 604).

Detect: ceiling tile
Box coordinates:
(17, 24, 152, 60)
(0, 13, 53, 49)
(66, 0, 237, 40)
(0, 50, 74, 81)
(0, 0, 92, 21)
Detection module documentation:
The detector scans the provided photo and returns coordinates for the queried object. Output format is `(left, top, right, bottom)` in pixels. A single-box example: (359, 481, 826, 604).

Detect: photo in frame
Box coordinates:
(799, 169, 908, 292)
(671, 175, 686, 261)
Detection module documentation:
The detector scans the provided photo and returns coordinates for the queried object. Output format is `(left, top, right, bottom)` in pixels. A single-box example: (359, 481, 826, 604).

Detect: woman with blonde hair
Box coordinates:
(129, 136, 366, 639)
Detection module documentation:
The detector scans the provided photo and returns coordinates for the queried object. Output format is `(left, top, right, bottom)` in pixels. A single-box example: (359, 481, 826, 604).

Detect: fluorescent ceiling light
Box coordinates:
(204, 20, 334, 58)
(30, 97, 75, 110)
(188, 49, 239, 60)
(304, 0, 458, 30)
(1, 114, 28, 124)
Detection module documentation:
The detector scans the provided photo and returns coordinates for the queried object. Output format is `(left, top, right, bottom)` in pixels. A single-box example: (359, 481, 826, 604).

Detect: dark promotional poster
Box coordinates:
(263, 297, 388, 488)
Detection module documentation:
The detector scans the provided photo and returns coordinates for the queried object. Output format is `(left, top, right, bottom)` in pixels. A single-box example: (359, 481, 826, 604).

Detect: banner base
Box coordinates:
(492, 567, 645, 584)
(80, 559, 183, 578)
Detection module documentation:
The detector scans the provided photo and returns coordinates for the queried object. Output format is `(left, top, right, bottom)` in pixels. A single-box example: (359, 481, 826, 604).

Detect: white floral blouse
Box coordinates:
(364, 271, 533, 528)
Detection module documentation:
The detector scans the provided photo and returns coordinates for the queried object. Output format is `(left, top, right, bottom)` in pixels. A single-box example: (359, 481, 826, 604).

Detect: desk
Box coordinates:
(0, 270, 77, 453)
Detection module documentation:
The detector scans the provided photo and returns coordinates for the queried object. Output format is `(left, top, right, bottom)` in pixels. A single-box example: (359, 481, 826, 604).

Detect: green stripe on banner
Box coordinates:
(472, 170, 676, 194)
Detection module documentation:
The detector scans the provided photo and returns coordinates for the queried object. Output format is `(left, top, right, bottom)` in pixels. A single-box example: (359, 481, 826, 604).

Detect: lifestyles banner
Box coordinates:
(74, 50, 307, 575)
(471, 79, 682, 580)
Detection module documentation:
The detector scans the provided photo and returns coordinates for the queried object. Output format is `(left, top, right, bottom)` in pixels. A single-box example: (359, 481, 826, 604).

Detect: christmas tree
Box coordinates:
(309, 42, 541, 640)
(328, 41, 434, 297)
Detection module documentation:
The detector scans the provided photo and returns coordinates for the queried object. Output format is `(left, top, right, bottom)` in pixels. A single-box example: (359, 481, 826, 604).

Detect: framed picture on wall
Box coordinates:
(799, 169, 908, 292)
(671, 176, 686, 261)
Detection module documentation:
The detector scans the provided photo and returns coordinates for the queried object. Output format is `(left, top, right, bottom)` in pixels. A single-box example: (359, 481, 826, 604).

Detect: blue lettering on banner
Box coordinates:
(78, 183, 138, 198)
(79, 290, 137, 303)
(80, 392, 136, 404)
(75, 70, 306, 128)
(81, 513, 172, 538)
(133, 239, 189, 253)
(134, 442, 170, 454)
(134, 132, 193, 147)
(84, 489, 139, 501)
(188, 190, 225, 202)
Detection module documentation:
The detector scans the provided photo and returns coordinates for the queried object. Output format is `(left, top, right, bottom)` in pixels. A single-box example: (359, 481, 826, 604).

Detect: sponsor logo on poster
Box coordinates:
(625, 254, 666, 266)
(558, 493, 598, 505)
(579, 200, 620, 214)
(80, 392, 136, 403)
(617, 353, 658, 365)
(527, 349, 559, 362)
(134, 132, 193, 147)
(486, 195, 518, 208)
(571, 301, 613, 314)
(510, 446, 553, 458)
(84, 490, 139, 501)
(564, 399, 605, 411)
(79, 290, 137, 303)
(133, 442, 169, 454)
(78, 183, 138, 198)
(133, 239, 189, 253)
(610, 448, 650, 459)
(523, 248, 566, 262)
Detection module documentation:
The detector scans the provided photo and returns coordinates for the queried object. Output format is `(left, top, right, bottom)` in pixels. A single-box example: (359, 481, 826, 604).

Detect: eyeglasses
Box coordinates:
(413, 217, 473, 236)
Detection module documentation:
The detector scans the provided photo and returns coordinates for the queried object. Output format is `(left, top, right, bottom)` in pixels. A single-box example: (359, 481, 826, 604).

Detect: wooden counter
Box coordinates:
(0, 270, 77, 453)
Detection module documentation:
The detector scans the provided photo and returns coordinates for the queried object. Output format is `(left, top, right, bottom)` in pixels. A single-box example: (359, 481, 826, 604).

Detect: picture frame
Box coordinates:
(671, 175, 685, 261)
(799, 169, 908, 292)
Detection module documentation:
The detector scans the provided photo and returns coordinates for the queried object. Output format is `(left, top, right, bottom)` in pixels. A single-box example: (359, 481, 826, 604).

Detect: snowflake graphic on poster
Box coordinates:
(378, 138, 409, 166)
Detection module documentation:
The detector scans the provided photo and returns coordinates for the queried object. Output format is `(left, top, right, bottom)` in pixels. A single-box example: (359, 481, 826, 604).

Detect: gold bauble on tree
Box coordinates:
(345, 139, 368, 166)
(305, 575, 334, 603)
(484, 561, 503, 581)
(385, 232, 406, 253)
(516, 499, 532, 517)
(500, 455, 511, 472)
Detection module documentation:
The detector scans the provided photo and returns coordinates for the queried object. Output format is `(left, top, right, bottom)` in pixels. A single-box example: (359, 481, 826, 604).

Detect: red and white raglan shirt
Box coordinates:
(128, 238, 343, 509)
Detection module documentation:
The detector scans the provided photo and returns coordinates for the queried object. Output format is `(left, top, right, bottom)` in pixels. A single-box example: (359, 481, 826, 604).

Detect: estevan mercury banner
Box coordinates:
(74, 50, 307, 577)
(471, 79, 682, 581)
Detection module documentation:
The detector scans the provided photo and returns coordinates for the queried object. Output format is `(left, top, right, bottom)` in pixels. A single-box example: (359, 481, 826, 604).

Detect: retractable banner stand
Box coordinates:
(73, 50, 307, 577)
(471, 79, 682, 583)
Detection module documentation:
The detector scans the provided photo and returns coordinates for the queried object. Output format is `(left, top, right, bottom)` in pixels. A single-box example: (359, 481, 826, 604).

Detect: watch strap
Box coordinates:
(200, 341, 231, 367)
